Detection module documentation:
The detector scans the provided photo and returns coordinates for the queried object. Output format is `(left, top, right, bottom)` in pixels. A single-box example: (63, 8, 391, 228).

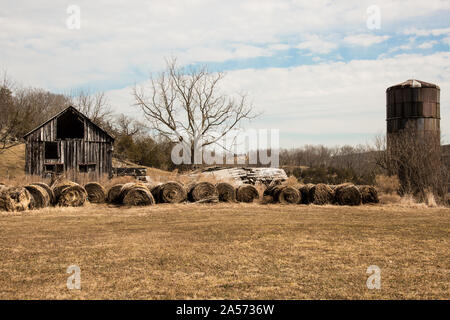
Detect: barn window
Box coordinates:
(79, 164, 96, 173)
(57, 110, 85, 139)
(44, 164, 64, 173)
(44, 142, 58, 159)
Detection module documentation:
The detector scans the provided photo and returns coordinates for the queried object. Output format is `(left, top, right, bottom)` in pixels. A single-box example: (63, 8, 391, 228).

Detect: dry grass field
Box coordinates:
(0, 203, 448, 299)
(0, 144, 26, 179)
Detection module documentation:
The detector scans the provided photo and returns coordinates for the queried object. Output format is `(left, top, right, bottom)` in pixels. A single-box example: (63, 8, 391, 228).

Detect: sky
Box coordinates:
(1, 0, 450, 147)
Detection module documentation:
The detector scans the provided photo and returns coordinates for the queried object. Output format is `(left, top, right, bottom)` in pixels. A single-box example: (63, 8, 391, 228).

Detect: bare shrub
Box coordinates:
(378, 193, 401, 205)
(425, 191, 438, 208)
(283, 176, 299, 186)
(375, 175, 399, 194)
(375, 127, 448, 201)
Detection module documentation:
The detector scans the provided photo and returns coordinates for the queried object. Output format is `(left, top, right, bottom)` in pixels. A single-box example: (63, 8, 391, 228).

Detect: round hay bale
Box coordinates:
(267, 185, 283, 201)
(53, 181, 80, 201)
(216, 182, 236, 202)
(31, 182, 55, 205)
(147, 183, 162, 203)
(308, 183, 334, 205)
(278, 186, 301, 204)
(119, 182, 141, 203)
(358, 185, 379, 204)
(123, 187, 155, 206)
(107, 184, 124, 204)
(0, 187, 32, 212)
(188, 182, 218, 202)
(236, 184, 259, 203)
(57, 185, 87, 207)
(25, 185, 50, 209)
(159, 181, 186, 203)
(334, 184, 362, 206)
(263, 180, 283, 201)
(298, 184, 314, 204)
(84, 182, 106, 203)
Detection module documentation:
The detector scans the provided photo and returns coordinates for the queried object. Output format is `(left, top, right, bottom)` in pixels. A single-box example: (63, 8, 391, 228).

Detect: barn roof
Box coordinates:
(23, 105, 115, 141)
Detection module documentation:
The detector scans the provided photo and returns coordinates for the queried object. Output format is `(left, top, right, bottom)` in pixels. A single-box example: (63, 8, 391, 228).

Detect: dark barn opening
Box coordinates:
(44, 142, 58, 159)
(44, 164, 64, 173)
(79, 164, 96, 173)
(57, 110, 84, 139)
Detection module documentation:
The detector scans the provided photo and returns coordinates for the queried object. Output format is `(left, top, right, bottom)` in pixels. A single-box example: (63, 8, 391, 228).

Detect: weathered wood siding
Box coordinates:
(25, 110, 114, 177)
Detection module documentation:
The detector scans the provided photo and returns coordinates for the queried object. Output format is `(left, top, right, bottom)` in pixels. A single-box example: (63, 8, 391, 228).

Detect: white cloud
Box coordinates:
(418, 40, 438, 49)
(296, 35, 337, 54)
(403, 27, 450, 37)
(389, 44, 413, 53)
(108, 52, 450, 146)
(343, 34, 390, 47)
(388, 37, 415, 53)
(443, 37, 450, 46)
(1, 0, 450, 89)
(268, 43, 291, 51)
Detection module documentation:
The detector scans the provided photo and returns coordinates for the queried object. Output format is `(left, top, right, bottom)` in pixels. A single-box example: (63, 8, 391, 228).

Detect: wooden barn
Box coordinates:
(23, 106, 114, 177)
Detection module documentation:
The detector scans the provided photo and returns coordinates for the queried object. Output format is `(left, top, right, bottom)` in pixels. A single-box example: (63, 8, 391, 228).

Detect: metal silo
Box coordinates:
(386, 79, 440, 143)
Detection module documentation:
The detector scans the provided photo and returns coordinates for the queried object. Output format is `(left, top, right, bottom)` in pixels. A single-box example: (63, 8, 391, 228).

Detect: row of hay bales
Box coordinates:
(0, 179, 378, 212)
(0, 180, 90, 212)
(0, 180, 262, 211)
(106, 181, 261, 206)
(264, 183, 378, 205)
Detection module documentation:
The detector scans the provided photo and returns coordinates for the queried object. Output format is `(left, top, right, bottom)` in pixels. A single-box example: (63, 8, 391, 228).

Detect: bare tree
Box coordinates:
(132, 59, 257, 164)
(114, 114, 146, 137)
(13, 87, 70, 131)
(70, 90, 113, 128)
(375, 127, 447, 200)
(0, 73, 22, 153)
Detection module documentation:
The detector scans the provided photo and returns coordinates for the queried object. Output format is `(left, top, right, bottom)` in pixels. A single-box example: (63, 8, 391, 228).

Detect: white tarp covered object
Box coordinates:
(192, 167, 288, 185)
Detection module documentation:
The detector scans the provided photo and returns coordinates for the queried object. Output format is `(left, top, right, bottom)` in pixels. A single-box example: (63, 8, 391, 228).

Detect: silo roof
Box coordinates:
(387, 79, 440, 90)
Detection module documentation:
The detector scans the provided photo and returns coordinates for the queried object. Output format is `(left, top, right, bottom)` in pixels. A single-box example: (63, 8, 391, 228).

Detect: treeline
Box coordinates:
(0, 72, 383, 179)
(0, 73, 173, 170)
(279, 145, 380, 185)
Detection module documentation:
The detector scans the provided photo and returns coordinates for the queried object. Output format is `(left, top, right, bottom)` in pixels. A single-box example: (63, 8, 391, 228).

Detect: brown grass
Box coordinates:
(0, 203, 448, 299)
